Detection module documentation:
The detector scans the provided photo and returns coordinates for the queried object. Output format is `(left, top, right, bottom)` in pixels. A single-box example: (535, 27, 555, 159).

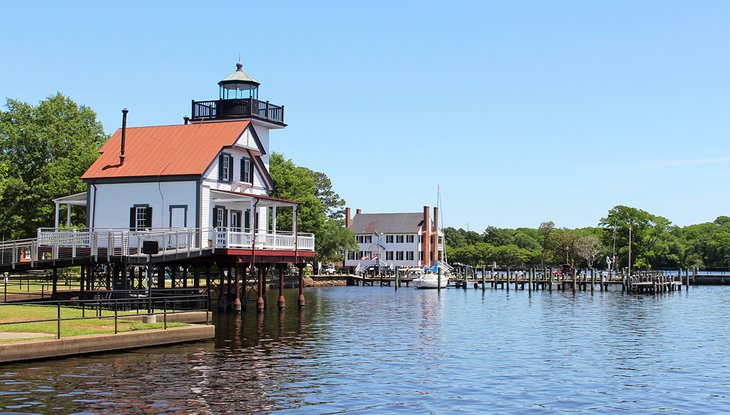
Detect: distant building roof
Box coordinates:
(349, 213, 427, 234)
(82, 121, 252, 180)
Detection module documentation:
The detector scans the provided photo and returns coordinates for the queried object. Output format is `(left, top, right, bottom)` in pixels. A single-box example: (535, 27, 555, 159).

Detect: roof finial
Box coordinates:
(236, 62, 243, 71)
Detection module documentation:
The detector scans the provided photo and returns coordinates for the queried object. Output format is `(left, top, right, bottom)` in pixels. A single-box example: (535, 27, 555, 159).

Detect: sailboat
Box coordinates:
(412, 186, 451, 289)
(412, 261, 450, 289)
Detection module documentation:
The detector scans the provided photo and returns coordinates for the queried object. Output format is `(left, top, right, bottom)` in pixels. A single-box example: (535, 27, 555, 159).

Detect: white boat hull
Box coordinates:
(413, 274, 449, 289)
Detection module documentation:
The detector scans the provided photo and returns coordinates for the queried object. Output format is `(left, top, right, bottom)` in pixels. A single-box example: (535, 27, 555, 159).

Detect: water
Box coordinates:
(1, 286, 729, 414)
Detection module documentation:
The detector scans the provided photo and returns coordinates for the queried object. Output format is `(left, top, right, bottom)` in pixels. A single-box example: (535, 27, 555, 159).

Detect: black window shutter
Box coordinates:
(240, 158, 245, 181)
(145, 207, 153, 228)
(223, 208, 228, 227)
(130, 207, 136, 230)
(218, 154, 224, 181)
(228, 156, 234, 182)
(249, 159, 254, 184)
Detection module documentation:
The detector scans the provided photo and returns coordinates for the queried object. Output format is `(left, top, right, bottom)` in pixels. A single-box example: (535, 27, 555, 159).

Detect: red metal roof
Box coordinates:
(82, 121, 251, 180)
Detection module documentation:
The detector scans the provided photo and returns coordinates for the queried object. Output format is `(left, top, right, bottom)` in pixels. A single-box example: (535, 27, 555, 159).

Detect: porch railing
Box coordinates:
(0, 227, 315, 269)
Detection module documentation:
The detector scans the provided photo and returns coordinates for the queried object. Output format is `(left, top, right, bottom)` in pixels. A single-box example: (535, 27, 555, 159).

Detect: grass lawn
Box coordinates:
(0, 304, 187, 340)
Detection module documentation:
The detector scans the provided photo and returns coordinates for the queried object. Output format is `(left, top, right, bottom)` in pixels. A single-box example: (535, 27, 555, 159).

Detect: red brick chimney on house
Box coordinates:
(422, 206, 431, 267)
(432, 206, 439, 265)
(345, 207, 351, 228)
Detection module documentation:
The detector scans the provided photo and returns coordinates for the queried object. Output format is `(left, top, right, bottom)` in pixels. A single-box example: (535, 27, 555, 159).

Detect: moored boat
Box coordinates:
(411, 261, 450, 289)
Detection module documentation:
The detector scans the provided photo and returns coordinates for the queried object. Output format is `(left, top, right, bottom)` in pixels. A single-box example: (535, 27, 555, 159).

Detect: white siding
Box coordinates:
(202, 146, 268, 196)
(90, 181, 197, 230)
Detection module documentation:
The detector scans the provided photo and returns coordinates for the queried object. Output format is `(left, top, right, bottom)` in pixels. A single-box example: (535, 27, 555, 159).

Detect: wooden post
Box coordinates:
(234, 259, 243, 314)
(528, 268, 533, 292)
(506, 268, 510, 291)
(572, 268, 577, 292)
(548, 268, 553, 292)
(298, 265, 305, 308)
(437, 266, 442, 291)
(278, 265, 285, 310)
(481, 266, 486, 291)
(591, 268, 596, 292)
(257, 265, 265, 312)
(218, 267, 226, 311)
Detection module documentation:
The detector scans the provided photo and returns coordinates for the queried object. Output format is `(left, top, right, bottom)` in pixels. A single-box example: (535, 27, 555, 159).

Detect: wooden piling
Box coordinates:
(572, 269, 577, 292)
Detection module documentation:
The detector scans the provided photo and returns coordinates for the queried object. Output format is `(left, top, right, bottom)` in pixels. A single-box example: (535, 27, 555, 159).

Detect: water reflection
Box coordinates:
(1, 286, 729, 414)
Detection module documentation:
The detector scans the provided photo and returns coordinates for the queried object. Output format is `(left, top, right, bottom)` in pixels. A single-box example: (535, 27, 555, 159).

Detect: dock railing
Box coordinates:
(0, 288, 210, 340)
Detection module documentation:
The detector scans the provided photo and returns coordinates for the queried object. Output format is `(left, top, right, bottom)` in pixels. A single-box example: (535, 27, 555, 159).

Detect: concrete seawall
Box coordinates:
(0, 325, 215, 363)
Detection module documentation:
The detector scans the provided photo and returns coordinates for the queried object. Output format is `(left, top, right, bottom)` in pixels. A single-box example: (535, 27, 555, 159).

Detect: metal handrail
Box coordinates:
(0, 289, 209, 338)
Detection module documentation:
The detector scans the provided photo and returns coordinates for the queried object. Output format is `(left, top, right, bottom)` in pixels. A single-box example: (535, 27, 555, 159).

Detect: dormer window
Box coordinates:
(241, 157, 252, 184)
(219, 153, 233, 182)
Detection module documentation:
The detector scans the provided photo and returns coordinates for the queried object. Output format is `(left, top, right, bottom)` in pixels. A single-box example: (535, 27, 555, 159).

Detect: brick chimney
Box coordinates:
(345, 207, 351, 228)
(432, 206, 439, 264)
(422, 205, 431, 267)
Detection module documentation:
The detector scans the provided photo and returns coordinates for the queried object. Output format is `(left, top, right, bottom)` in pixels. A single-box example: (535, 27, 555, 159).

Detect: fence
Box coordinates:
(0, 289, 210, 339)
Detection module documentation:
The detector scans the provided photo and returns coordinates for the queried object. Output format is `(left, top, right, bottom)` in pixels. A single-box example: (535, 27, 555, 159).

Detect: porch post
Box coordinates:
(292, 205, 297, 234)
(272, 206, 277, 233)
(66, 204, 72, 230)
(54, 202, 60, 230)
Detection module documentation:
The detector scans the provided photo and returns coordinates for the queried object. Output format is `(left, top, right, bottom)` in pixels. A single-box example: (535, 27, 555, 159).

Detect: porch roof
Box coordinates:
(52, 192, 87, 206)
(210, 189, 301, 207)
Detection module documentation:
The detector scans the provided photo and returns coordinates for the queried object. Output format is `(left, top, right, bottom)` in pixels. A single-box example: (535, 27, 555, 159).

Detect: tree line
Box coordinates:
(445, 205, 730, 270)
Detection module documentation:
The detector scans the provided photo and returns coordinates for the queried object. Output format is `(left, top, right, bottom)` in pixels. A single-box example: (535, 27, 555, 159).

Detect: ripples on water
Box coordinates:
(1, 286, 729, 414)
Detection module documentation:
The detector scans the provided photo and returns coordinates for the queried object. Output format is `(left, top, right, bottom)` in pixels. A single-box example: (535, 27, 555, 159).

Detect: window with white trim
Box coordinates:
(241, 158, 252, 183)
(220, 153, 233, 182)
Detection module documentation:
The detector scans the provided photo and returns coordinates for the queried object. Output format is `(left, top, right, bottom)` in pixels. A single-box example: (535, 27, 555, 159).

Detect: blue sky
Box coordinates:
(3, 1, 729, 231)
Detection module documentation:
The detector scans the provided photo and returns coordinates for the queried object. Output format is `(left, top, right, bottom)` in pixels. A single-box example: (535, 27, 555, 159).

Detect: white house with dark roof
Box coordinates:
(343, 207, 444, 271)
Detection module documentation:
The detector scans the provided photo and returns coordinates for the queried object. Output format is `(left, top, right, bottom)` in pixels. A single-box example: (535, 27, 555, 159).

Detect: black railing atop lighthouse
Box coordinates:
(191, 98, 285, 125)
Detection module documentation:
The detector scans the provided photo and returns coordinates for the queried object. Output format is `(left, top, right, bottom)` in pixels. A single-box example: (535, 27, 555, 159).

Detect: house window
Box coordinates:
(214, 206, 227, 228)
(406, 251, 414, 260)
(396, 251, 404, 260)
(219, 153, 233, 182)
(406, 235, 414, 243)
(365, 235, 372, 244)
(386, 251, 394, 260)
(386, 235, 394, 243)
(396, 235, 404, 243)
(129, 205, 152, 231)
(241, 158, 252, 183)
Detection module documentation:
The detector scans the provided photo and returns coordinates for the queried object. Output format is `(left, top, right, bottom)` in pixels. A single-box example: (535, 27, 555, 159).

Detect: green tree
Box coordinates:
(599, 205, 671, 270)
(0, 93, 106, 239)
(269, 152, 356, 264)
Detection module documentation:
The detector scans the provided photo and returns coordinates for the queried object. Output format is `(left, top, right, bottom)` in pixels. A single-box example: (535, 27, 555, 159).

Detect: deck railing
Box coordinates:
(215, 229, 315, 250)
(0, 228, 315, 269)
(191, 98, 284, 124)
